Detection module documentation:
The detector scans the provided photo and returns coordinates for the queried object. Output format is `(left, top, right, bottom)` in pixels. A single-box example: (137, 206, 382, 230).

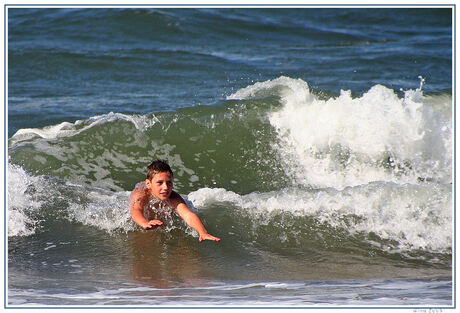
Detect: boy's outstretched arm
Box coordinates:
(175, 201, 221, 242)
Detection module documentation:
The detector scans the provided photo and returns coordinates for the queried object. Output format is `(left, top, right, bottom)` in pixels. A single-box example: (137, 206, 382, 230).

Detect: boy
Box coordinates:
(130, 160, 220, 242)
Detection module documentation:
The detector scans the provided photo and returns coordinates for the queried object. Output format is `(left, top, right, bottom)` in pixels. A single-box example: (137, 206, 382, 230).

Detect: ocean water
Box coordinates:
(6, 7, 453, 307)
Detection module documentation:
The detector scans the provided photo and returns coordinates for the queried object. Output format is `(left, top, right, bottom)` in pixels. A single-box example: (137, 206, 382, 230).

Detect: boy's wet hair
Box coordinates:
(146, 160, 174, 180)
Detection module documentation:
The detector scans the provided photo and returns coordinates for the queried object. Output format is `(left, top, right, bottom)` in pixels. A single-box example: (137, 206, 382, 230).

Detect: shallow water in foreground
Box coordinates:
(8, 228, 452, 306)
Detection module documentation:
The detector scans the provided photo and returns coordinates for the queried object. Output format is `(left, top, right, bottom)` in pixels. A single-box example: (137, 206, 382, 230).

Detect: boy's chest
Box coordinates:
(142, 197, 174, 218)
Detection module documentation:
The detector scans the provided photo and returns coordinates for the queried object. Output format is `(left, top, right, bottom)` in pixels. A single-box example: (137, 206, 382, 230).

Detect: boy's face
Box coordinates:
(146, 171, 173, 200)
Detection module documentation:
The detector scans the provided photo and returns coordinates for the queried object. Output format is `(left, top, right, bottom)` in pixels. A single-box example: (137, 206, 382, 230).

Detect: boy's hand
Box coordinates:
(143, 220, 163, 230)
(199, 233, 221, 242)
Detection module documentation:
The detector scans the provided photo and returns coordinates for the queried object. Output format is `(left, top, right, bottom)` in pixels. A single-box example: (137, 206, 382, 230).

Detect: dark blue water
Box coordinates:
(7, 7, 453, 307)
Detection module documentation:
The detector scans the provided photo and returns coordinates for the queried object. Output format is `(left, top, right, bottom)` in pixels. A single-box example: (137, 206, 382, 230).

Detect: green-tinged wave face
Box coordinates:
(9, 97, 285, 194)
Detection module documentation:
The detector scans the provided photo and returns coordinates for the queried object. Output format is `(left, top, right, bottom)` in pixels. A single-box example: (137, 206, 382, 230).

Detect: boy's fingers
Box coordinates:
(199, 234, 221, 242)
(143, 220, 163, 229)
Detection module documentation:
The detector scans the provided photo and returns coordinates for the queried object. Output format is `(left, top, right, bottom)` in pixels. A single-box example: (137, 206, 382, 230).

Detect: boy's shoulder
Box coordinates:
(130, 182, 150, 203)
(169, 191, 185, 207)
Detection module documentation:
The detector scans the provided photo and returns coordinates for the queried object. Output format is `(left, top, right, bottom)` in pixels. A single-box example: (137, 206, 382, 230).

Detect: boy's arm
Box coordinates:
(172, 192, 220, 242)
(130, 189, 163, 230)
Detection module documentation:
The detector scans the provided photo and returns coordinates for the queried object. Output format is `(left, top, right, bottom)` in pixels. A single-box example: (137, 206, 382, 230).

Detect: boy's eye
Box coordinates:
(155, 181, 172, 186)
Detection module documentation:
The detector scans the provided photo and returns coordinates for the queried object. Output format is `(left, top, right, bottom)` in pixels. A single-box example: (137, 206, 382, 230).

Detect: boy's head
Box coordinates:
(146, 160, 174, 180)
(145, 160, 174, 200)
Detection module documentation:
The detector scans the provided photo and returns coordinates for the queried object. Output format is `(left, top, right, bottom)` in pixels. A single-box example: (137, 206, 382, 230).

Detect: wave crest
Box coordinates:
(230, 76, 452, 189)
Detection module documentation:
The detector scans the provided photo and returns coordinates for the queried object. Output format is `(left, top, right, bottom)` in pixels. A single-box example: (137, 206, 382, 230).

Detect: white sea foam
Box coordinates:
(188, 183, 451, 254)
(7, 163, 41, 237)
(66, 189, 136, 234)
(7, 162, 137, 236)
(228, 76, 452, 189)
